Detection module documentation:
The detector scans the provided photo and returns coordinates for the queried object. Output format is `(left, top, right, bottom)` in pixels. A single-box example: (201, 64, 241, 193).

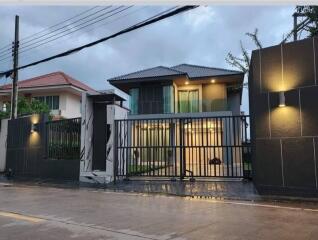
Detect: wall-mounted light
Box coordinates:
(278, 91, 286, 107)
(185, 81, 189, 85)
(31, 123, 38, 133)
(211, 79, 216, 83)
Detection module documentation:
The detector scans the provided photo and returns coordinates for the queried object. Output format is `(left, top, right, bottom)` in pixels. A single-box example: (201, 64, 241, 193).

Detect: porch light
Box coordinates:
(278, 91, 286, 107)
(211, 79, 215, 83)
(185, 81, 189, 85)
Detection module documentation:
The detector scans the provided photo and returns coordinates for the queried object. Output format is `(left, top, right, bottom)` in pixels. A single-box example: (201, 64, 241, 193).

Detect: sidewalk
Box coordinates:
(1, 174, 318, 203)
(105, 179, 262, 201)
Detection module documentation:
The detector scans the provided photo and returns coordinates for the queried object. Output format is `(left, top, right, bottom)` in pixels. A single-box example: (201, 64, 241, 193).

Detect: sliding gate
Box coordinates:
(114, 115, 250, 180)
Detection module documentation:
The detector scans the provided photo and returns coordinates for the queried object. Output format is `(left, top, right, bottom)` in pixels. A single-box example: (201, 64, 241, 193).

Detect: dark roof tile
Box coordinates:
(108, 63, 243, 82)
(108, 66, 185, 81)
(171, 63, 243, 78)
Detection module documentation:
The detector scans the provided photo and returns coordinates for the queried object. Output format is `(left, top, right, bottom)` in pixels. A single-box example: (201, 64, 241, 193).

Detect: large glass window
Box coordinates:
(129, 88, 139, 114)
(34, 96, 59, 110)
(178, 90, 199, 113)
(163, 85, 174, 113)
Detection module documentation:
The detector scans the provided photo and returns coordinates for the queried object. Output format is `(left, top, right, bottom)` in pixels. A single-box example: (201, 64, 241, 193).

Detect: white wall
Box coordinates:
(79, 92, 129, 184)
(80, 93, 94, 175)
(106, 104, 128, 182)
(62, 93, 81, 118)
(0, 118, 8, 172)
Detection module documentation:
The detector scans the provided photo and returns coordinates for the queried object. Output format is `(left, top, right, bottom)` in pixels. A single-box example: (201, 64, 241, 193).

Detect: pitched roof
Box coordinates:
(0, 71, 97, 93)
(108, 63, 243, 82)
(171, 64, 242, 78)
(108, 66, 185, 81)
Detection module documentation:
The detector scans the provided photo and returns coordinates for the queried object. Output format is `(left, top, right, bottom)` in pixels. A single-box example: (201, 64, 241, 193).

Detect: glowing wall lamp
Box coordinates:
(31, 123, 38, 133)
(278, 91, 286, 107)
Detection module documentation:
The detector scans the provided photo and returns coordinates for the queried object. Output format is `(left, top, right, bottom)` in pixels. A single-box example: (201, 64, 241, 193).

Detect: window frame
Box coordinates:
(177, 89, 199, 113)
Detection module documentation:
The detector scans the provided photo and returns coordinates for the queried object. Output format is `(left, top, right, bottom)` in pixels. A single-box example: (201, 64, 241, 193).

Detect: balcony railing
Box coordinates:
(177, 99, 228, 113)
(128, 99, 229, 115)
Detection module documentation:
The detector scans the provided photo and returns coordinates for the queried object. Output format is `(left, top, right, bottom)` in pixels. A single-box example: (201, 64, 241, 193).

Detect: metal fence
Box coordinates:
(46, 117, 81, 160)
(114, 115, 251, 180)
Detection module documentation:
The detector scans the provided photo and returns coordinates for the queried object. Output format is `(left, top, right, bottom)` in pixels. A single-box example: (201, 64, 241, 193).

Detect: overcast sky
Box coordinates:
(0, 5, 296, 113)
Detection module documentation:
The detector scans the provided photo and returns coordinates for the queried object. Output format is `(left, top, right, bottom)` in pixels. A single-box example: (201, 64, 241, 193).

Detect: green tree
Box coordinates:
(296, 6, 318, 37)
(0, 97, 50, 119)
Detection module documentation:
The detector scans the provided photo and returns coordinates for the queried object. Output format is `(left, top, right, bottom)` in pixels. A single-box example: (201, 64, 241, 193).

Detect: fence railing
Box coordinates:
(46, 117, 81, 160)
(114, 115, 251, 179)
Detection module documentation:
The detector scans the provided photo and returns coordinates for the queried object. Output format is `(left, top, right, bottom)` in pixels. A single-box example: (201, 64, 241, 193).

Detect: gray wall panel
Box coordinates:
(260, 45, 282, 92)
(301, 86, 318, 136)
(253, 93, 270, 138)
(282, 38, 315, 89)
(254, 139, 283, 186)
(269, 90, 301, 138)
(250, 37, 318, 197)
(282, 138, 316, 189)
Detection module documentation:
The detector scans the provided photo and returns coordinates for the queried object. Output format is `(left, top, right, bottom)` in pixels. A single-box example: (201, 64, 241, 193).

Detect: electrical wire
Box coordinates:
(0, 6, 119, 57)
(0, 6, 198, 77)
(0, 6, 173, 64)
(0, 6, 148, 66)
(0, 6, 132, 62)
(0, 6, 100, 53)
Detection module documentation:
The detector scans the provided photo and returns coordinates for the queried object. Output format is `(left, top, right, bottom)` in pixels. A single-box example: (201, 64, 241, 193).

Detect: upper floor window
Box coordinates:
(34, 96, 59, 110)
(129, 88, 139, 114)
(178, 90, 199, 113)
(163, 85, 174, 113)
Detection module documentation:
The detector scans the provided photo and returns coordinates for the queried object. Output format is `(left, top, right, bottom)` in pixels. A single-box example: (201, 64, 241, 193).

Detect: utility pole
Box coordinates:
(293, 13, 298, 41)
(10, 15, 19, 119)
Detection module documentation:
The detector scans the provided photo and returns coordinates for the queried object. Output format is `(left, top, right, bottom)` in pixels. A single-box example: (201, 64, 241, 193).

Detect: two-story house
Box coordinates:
(0, 71, 98, 119)
(109, 64, 244, 116)
(108, 64, 246, 179)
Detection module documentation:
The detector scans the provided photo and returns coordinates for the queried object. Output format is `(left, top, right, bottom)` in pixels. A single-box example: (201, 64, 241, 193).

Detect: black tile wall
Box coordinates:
(300, 86, 318, 136)
(269, 89, 301, 138)
(282, 138, 316, 189)
(260, 45, 282, 92)
(254, 139, 283, 186)
(282, 38, 315, 89)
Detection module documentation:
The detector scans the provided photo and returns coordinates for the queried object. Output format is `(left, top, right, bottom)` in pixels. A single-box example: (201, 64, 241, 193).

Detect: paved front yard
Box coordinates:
(0, 183, 317, 240)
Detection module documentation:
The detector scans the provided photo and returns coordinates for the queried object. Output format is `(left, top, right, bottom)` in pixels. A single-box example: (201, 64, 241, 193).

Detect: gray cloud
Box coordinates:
(0, 5, 296, 113)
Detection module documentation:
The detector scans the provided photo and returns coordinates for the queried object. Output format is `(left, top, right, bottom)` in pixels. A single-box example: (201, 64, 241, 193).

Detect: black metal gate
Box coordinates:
(114, 115, 250, 180)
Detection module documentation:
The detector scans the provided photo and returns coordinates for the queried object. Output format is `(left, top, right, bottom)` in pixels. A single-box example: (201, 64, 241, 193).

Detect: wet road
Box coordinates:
(0, 183, 317, 240)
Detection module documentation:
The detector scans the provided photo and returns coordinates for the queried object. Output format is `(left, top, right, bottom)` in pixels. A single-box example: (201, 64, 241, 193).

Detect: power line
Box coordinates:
(0, 6, 117, 57)
(0, 6, 173, 65)
(0, 6, 148, 67)
(0, 6, 100, 53)
(20, 6, 114, 47)
(21, 6, 100, 42)
(0, 6, 198, 77)
(281, 16, 310, 43)
(0, 6, 132, 62)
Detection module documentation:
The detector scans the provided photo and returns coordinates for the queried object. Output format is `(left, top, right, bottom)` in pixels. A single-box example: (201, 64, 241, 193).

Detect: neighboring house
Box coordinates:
(0, 71, 98, 119)
(108, 63, 247, 179)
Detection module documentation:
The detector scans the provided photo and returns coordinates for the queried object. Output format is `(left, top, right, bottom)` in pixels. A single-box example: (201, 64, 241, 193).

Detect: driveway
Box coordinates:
(0, 183, 317, 240)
